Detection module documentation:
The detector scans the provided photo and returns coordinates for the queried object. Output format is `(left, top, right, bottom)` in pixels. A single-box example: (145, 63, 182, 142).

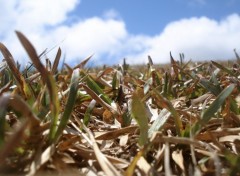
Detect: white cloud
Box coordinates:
(0, 0, 240, 67)
(52, 17, 127, 65)
(126, 14, 240, 64)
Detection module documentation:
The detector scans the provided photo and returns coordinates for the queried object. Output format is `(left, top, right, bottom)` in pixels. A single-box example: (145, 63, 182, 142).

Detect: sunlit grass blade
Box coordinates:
(131, 92, 149, 146)
(152, 89, 183, 136)
(55, 68, 80, 141)
(192, 84, 235, 135)
(144, 77, 152, 95)
(112, 70, 121, 93)
(80, 83, 119, 115)
(199, 78, 222, 96)
(229, 98, 240, 115)
(170, 52, 179, 80)
(201, 84, 234, 123)
(211, 60, 236, 77)
(121, 110, 132, 127)
(151, 70, 162, 92)
(51, 47, 61, 74)
(0, 43, 33, 101)
(73, 54, 93, 69)
(15, 31, 60, 142)
(83, 99, 96, 126)
(209, 68, 220, 86)
(163, 72, 169, 97)
(86, 76, 112, 104)
(148, 109, 171, 138)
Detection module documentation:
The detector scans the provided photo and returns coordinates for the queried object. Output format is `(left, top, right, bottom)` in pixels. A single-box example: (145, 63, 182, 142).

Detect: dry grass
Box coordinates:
(0, 31, 240, 176)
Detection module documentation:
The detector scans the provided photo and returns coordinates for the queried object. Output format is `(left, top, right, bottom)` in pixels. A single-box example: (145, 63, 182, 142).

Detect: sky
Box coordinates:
(0, 0, 240, 67)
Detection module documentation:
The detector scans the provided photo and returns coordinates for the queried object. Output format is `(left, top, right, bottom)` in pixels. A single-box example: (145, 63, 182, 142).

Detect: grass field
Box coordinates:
(0, 31, 240, 175)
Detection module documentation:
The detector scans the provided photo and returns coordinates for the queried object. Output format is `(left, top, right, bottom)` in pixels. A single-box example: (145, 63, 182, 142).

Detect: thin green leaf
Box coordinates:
(51, 47, 61, 74)
(151, 70, 162, 92)
(211, 61, 236, 77)
(152, 89, 183, 136)
(202, 84, 234, 122)
(148, 109, 171, 138)
(170, 52, 179, 80)
(15, 31, 60, 142)
(55, 68, 80, 141)
(122, 109, 132, 127)
(131, 92, 149, 146)
(83, 99, 96, 126)
(163, 72, 169, 97)
(199, 78, 222, 96)
(112, 70, 121, 92)
(80, 84, 118, 115)
(192, 84, 235, 135)
(73, 54, 93, 69)
(144, 78, 152, 95)
(86, 76, 112, 104)
(0, 43, 33, 101)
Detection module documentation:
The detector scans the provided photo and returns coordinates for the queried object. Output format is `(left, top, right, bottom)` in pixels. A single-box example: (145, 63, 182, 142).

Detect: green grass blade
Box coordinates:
(0, 43, 33, 102)
(122, 109, 132, 127)
(112, 70, 121, 93)
(199, 78, 222, 96)
(201, 84, 234, 122)
(152, 89, 183, 136)
(163, 72, 169, 97)
(151, 70, 162, 92)
(73, 54, 93, 69)
(230, 98, 240, 114)
(83, 99, 96, 126)
(148, 109, 171, 138)
(55, 68, 80, 141)
(15, 31, 60, 143)
(86, 76, 112, 104)
(211, 60, 236, 77)
(51, 47, 61, 74)
(170, 52, 179, 80)
(131, 92, 149, 146)
(192, 84, 235, 135)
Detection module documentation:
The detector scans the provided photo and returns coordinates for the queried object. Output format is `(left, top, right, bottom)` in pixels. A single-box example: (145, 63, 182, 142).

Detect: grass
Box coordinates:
(0, 31, 240, 175)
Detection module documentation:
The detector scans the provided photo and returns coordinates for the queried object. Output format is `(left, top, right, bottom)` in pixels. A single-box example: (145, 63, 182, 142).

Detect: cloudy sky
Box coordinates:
(0, 0, 240, 66)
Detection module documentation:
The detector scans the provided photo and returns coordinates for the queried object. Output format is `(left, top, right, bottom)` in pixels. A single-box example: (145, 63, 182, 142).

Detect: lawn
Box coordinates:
(0, 31, 240, 175)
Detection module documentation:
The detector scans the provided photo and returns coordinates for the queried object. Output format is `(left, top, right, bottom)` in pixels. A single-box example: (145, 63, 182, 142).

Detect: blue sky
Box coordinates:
(0, 0, 240, 66)
(75, 0, 239, 35)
